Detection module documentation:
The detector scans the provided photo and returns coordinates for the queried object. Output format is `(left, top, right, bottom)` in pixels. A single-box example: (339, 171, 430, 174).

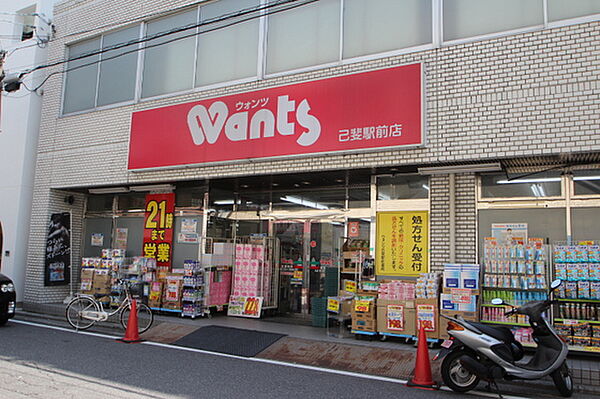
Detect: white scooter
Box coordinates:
(436, 279, 573, 397)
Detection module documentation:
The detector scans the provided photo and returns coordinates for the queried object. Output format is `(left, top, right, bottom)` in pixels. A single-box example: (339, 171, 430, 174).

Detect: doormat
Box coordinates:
(173, 325, 286, 357)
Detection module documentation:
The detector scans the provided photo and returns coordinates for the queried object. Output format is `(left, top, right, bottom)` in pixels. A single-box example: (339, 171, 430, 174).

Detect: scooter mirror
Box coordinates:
(491, 298, 504, 305)
(550, 279, 562, 290)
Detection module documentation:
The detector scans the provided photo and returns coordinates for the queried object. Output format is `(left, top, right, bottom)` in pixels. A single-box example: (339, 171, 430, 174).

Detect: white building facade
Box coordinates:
(0, 0, 56, 302)
(22, 0, 600, 313)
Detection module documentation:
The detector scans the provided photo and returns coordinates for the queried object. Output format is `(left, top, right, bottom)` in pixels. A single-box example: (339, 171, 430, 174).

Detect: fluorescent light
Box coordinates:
(130, 184, 175, 192)
(214, 200, 235, 205)
(280, 195, 329, 210)
(418, 163, 502, 175)
(497, 177, 561, 184)
(573, 176, 600, 181)
(88, 187, 129, 194)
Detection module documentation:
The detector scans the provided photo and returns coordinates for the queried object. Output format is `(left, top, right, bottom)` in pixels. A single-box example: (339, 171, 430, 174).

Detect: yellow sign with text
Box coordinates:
(376, 211, 429, 276)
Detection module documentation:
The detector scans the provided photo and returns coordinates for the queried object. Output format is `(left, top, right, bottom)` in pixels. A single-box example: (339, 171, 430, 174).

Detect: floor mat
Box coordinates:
(173, 325, 286, 357)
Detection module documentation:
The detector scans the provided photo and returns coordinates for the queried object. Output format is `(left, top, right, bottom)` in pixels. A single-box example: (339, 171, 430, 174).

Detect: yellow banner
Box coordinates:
(376, 211, 429, 276)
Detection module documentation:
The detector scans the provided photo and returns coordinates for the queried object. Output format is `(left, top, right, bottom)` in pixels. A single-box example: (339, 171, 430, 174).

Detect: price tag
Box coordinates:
(344, 280, 357, 293)
(386, 304, 404, 331)
(354, 300, 371, 312)
(451, 288, 473, 304)
(327, 298, 340, 313)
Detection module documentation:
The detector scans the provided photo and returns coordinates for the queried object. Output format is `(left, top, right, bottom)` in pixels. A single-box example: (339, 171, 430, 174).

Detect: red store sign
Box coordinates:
(128, 63, 424, 170)
(142, 193, 175, 268)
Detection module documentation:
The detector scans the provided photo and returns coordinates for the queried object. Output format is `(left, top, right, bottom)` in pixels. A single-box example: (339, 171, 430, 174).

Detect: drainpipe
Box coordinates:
(449, 173, 456, 263)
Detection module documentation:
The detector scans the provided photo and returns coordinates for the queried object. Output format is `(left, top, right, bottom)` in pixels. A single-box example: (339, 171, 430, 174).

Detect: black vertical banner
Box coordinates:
(45, 212, 71, 286)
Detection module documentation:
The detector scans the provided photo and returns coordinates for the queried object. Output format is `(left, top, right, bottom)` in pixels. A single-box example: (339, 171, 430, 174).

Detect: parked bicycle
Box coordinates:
(65, 279, 153, 332)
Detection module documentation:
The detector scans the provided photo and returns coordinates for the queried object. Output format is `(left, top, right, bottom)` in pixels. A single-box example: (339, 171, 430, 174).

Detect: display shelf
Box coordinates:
(150, 307, 182, 313)
(567, 345, 600, 353)
(481, 320, 530, 327)
(481, 304, 507, 308)
(558, 298, 600, 303)
(483, 287, 547, 292)
(554, 318, 600, 325)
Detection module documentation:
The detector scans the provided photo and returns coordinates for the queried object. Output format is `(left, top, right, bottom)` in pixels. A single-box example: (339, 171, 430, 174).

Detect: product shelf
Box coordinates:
(481, 320, 530, 327)
(554, 318, 600, 325)
(557, 298, 600, 303)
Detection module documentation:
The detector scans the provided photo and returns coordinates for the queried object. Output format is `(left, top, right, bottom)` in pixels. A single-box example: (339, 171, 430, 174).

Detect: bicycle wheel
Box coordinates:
(120, 301, 154, 333)
(65, 297, 99, 330)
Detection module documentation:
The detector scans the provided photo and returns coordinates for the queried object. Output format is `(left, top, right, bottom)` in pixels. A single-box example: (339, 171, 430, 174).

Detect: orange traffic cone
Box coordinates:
(406, 325, 439, 390)
(117, 299, 144, 344)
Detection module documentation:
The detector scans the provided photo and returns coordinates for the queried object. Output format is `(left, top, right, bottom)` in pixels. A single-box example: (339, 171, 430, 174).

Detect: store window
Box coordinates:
(97, 26, 139, 106)
(266, 0, 340, 74)
(86, 194, 114, 213)
(142, 10, 197, 98)
(116, 193, 146, 212)
(377, 175, 429, 200)
(17, 5, 36, 41)
(63, 26, 140, 114)
(572, 169, 600, 196)
(548, 0, 600, 22)
(480, 172, 562, 199)
(63, 37, 101, 113)
(342, 0, 432, 59)
(443, 0, 544, 41)
(348, 186, 370, 208)
(196, 0, 259, 87)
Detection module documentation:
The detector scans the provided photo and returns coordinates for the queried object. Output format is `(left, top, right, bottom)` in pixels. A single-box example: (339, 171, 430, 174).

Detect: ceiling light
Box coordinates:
(573, 176, 600, 181)
(497, 177, 561, 184)
(241, 184, 249, 188)
(335, 179, 344, 183)
(418, 163, 502, 175)
(302, 181, 310, 185)
(272, 183, 279, 187)
(294, 183, 300, 187)
(214, 200, 235, 205)
(88, 187, 129, 194)
(280, 196, 329, 210)
(422, 184, 430, 191)
(130, 184, 175, 192)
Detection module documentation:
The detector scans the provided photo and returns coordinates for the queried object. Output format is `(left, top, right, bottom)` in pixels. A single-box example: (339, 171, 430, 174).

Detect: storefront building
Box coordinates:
(24, 0, 600, 324)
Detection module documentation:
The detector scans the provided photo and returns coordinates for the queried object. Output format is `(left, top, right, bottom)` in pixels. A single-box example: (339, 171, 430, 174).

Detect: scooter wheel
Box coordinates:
(551, 362, 573, 397)
(441, 350, 480, 393)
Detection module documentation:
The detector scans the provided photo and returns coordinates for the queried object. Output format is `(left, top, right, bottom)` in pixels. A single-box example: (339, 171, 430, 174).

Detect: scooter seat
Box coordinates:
(470, 322, 515, 344)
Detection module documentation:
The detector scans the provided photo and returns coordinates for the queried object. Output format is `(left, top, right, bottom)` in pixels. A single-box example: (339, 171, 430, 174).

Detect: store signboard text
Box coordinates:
(375, 211, 429, 277)
(128, 64, 423, 169)
(142, 193, 175, 268)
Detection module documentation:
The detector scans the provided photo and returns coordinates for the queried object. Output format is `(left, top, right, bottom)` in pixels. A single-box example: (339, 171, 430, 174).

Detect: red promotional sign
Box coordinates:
(128, 63, 424, 170)
(142, 193, 175, 268)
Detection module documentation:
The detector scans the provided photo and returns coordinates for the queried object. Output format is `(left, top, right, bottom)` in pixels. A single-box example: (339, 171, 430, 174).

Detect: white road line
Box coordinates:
(12, 319, 530, 399)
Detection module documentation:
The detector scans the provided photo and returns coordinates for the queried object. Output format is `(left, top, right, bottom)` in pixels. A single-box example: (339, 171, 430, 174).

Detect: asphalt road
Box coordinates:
(0, 319, 493, 399)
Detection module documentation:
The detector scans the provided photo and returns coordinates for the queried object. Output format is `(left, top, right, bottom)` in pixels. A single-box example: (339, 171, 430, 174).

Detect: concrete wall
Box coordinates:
(24, 0, 600, 302)
(0, 0, 56, 301)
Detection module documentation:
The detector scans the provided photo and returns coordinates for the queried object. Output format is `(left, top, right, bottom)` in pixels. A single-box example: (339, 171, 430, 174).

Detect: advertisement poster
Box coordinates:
(44, 212, 71, 286)
(181, 218, 198, 233)
(129, 63, 424, 170)
(142, 193, 175, 268)
(491, 223, 527, 245)
(114, 228, 128, 250)
(348, 221, 360, 238)
(416, 304, 436, 332)
(91, 233, 104, 247)
(228, 296, 263, 318)
(178, 232, 200, 244)
(387, 304, 405, 331)
(327, 298, 341, 313)
(376, 211, 429, 276)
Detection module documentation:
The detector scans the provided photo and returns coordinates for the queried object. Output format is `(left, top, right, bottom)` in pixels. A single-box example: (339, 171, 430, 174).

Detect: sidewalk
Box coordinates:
(19, 302, 600, 396)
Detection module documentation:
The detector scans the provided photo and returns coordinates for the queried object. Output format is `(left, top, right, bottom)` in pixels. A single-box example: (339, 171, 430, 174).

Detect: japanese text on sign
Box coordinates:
(143, 193, 175, 268)
(376, 211, 429, 276)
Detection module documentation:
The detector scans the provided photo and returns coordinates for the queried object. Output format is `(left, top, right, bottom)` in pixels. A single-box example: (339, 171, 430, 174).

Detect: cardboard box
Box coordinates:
(81, 268, 95, 280)
(352, 313, 376, 332)
(416, 298, 440, 340)
(376, 299, 416, 336)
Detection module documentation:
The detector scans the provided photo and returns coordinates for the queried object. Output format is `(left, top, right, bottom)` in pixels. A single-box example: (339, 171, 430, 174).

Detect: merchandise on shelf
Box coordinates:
(181, 260, 204, 318)
(440, 264, 481, 339)
(378, 280, 415, 300)
(232, 242, 270, 302)
(416, 272, 441, 299)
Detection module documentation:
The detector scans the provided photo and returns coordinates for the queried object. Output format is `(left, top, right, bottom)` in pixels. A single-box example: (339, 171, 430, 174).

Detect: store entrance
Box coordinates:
(274, 219, 343, 316)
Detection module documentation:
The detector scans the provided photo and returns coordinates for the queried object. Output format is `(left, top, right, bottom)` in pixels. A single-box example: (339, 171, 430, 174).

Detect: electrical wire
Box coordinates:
(23, 0, 310, 76)
(21, 0, 318, 94)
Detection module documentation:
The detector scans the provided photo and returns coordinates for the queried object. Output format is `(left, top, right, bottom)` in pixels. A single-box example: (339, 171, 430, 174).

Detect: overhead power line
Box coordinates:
(19, 0, 318, 93)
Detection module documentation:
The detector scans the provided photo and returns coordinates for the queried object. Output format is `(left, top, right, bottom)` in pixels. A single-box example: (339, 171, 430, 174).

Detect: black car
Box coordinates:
(0, 273, 16, 325)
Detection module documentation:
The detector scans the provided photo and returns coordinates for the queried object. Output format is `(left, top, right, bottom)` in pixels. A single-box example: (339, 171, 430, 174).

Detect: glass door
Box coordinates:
(273, 219, 344, 316)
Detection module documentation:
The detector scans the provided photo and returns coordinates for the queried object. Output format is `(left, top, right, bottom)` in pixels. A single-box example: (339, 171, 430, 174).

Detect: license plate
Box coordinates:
(441, 339, 453, 348)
